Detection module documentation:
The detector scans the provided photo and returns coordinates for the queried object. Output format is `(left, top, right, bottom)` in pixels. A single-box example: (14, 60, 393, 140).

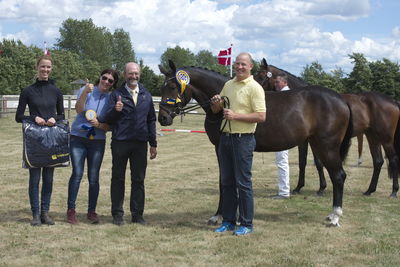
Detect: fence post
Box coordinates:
(0, 95, 3, 118)
(68, 95, 72, 119)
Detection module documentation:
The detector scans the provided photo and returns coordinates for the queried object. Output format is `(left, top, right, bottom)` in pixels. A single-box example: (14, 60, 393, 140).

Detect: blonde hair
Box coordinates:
(36, 54, 52, 67)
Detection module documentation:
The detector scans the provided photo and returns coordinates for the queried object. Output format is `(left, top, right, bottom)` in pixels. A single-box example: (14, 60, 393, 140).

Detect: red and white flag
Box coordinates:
(217, 47, 232, 66)
(43, 41, 50, 55)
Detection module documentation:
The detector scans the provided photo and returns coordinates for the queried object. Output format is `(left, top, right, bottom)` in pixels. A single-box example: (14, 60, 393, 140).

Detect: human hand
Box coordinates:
(115, 95, 123, 112)
(210, 94, 222, 104)
(150, 146, 157, 159)
(89, 117, 100, 128)
(35, 116, 46, 126)
(223, 108, 235, 120)
(84, 82, 94, 94)
(46, 117, 56, 126)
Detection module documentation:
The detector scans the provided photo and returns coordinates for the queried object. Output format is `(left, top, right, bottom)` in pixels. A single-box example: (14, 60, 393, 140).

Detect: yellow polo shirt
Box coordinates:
(220, 75, 266, 133)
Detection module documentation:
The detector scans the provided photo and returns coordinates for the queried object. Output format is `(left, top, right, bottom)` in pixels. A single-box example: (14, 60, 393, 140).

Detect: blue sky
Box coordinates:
(0, 0, 399, 75)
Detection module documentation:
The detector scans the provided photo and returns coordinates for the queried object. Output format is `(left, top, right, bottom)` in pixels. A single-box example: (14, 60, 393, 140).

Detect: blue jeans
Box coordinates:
(29, 167, 54, 216)
(67, 136, 105, 212)
(218, 134, 256, 228)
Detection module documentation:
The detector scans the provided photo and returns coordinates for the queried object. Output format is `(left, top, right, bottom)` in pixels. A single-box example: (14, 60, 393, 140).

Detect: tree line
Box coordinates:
(0, 18, 399, 98)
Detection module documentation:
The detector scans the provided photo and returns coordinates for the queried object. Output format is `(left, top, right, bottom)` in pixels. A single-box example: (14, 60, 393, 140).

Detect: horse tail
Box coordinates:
(393, 102, 400, 169)
(340, 104, 353, 162)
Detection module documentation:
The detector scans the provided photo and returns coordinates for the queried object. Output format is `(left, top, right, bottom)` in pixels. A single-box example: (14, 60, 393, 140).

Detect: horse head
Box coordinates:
(254, 58, 309, 90)
(254, 58, 278, 91)
(158, 60, 193, 126)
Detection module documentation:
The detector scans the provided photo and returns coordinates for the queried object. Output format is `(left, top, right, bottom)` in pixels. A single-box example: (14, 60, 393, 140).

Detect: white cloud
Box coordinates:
(304, 0, 370, 20)
(0, 29, 31, 44)
(0, 0, 398, 75)
(392, 26, 400, 38)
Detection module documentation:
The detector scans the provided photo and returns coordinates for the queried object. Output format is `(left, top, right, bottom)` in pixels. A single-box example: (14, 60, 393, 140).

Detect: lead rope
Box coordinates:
(220, 96, 231, 133)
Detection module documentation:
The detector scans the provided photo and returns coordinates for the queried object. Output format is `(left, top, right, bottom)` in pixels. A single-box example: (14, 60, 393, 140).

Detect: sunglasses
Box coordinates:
(101, 76, 114, 84)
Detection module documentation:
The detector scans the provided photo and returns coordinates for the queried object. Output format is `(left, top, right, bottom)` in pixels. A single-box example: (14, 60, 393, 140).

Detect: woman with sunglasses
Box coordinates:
(15, 54, 65, 226)
(67, 69, 118, 224)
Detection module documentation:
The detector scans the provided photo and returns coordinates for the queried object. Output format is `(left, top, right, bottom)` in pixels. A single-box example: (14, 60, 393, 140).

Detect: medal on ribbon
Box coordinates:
(176, 70, 190, 95)
(85, 109, 97, 121)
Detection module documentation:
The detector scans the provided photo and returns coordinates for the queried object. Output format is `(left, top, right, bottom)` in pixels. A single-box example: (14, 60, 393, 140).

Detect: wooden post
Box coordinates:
(68, 95, 72, 119)
(0, 95, 3, 118)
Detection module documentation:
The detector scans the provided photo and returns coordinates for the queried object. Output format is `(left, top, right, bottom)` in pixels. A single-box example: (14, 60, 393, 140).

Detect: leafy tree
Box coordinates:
(0, 39, 37, 95)
(300, 61, 345, 92)
(330, 67, 346, 93)
(50, 50, 101, 94)
(345, 53, 372, 93)
(301, 61, 326, 86)
(195, 50, 229, 75)
(139, 59, 163, 96)
(112, 28, 136, 73)
(160, 46, 196, 70)
(369, 58, 400, 99)
(56, 18, 113, 69)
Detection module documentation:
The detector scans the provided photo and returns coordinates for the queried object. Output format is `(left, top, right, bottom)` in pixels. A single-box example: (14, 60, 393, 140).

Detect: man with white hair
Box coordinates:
(105, 62, 157, 226)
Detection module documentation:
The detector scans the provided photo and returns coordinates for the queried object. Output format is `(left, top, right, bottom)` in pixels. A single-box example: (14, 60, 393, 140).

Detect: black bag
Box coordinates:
(22, 119, 70, 168)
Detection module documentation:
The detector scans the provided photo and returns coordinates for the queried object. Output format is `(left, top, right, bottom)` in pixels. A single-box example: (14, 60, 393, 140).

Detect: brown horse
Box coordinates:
(158, 60, 352, 226)
(254, 58, 400, 198)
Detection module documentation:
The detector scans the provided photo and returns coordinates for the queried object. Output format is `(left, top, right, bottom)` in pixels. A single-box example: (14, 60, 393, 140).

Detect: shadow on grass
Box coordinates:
(1, 206, 329, 229)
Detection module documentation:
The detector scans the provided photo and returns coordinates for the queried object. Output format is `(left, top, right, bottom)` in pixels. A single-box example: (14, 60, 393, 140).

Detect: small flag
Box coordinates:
(217, 47, 232, 66)
(44, 41, 50, 55)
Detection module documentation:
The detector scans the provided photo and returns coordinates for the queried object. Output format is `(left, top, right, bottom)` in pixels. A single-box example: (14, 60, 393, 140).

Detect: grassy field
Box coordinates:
(0, 112, 399, 266)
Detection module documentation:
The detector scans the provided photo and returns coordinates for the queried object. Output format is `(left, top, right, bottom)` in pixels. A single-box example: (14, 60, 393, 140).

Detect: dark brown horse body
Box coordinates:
(255, 59, 400, 198)
(158, 61, 352, 226)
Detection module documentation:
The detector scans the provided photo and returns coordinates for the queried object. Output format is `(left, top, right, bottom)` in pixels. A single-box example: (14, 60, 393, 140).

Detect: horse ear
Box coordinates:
(159, 64, 168, 75)
(168, 60, 177, 73)
(262, 58, 268, 67)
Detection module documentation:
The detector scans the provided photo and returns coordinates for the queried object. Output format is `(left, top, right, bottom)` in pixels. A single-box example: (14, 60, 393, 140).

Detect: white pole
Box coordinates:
(230, 44, 233, 78)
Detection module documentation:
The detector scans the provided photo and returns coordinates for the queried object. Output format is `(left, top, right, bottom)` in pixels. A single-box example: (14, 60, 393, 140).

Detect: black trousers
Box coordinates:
(110, 140, 148, 217)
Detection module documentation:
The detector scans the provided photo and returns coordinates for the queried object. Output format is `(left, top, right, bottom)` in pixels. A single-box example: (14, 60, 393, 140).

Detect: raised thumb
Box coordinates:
(118, 95, 122, 102)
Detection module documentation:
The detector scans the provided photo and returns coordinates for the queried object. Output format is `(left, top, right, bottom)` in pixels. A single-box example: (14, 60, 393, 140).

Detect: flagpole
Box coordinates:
(230, 43, 233, 78)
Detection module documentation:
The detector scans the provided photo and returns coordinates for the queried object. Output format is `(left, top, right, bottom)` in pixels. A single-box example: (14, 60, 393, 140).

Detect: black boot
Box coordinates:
(40, 212, 55, 225)
(31, 214, 41, 226)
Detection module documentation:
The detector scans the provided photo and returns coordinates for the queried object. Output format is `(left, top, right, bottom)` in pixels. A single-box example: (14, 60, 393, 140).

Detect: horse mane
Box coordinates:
(184, 66, 230, 79)
(269, 64, 309, 87)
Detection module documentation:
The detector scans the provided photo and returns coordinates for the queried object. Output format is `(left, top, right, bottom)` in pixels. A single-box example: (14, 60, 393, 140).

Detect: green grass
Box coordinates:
(0, 112, 399, 266)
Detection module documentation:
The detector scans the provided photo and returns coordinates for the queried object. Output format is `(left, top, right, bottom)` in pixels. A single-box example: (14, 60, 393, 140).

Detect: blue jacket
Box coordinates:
(104, 83, 157, 147)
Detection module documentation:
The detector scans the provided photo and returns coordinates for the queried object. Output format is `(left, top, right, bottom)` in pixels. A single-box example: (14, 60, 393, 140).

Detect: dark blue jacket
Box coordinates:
(103, 83, 157, 147)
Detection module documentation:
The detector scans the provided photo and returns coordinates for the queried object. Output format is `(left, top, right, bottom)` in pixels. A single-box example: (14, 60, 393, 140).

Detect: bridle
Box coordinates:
(159, 76, 210, 117)
(257, 69, 273, 89)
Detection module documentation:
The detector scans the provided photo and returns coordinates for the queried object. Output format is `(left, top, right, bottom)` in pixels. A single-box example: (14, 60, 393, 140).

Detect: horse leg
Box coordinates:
(312, 150, 327, 196)
(381, 142, 399, 198)
(293, 142, 307, 194)
(357, 134, 363, 166)
(311, 141, 346, 227)
(321, 153, 346, 227)
(363, 135, 384, 196)
(207, 145, 223, 225)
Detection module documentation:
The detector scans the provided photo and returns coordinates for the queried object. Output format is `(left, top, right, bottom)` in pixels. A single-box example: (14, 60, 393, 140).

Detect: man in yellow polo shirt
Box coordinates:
(210, 52, 266, 235)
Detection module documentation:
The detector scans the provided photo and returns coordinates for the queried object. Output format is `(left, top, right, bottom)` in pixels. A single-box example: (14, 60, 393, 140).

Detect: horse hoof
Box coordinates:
(316, 191, 325, 197)
(326, 222, 341, 227)
(363, 191, 372, 196)
(292, 189, 301, 195)
(389, 193, 397, 199)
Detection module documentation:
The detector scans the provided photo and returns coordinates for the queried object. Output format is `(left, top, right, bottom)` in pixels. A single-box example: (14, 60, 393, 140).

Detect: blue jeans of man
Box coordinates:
(68, 136, 106, 212)
(218, 134, 256, 228)
(110, 140, 148, 217)
(29, 167, 54, 216)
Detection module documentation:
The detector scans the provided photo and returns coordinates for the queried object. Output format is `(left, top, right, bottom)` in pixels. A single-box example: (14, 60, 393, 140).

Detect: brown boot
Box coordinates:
(87, 211, 99, 224)
(67, 209, 78, 224)
(40, 212, 55, 225)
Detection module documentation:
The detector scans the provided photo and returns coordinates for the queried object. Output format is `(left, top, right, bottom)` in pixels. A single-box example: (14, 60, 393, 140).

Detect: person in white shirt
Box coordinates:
(272, 73, 290, 199)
